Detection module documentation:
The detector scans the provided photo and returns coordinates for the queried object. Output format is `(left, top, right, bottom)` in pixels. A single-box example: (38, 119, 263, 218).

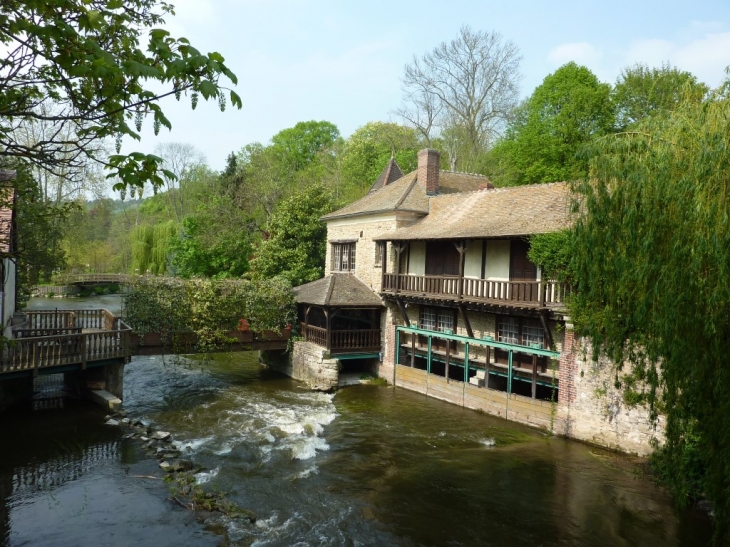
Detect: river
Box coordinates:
(0, 296, 713, 546)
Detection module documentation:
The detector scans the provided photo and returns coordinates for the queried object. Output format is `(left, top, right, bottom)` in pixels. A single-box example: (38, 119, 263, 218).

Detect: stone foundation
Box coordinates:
(555, 335, 664, 456)
(265, 341, 340, 391)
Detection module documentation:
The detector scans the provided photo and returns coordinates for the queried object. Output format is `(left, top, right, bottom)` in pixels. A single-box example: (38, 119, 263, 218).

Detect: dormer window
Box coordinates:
(331, 242, 356, 272)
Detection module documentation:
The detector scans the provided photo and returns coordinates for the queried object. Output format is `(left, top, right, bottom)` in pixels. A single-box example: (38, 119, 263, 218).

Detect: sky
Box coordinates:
(131, 0, 730, 171)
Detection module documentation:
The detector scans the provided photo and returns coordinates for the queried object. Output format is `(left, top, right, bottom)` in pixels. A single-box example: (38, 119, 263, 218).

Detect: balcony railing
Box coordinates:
(301, 323, 381, 354)
(382, 274, 566, 308)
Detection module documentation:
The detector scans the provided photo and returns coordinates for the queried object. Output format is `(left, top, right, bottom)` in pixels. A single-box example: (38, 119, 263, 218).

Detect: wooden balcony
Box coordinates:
(301, 323, 381, 354)
(381, 273, 566, 309)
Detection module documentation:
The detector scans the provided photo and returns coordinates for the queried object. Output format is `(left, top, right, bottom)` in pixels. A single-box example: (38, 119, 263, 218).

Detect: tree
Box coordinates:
(153, 142, 206, 221)
(340, 122, 420, 199)
(570, 84, 730, 542)
(0, 0, 240, 191)
(269, 120, 340, 173)
(613, 63, 708, 130)
(169, 196, 254, 279)
(0, 160, 71, 305)
(250, 184, 335, 287)
(399, 26, 522, 167)
(490, 63, 614, 185)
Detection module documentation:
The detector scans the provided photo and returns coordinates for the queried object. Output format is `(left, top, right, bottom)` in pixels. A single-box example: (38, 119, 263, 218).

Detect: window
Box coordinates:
(497, 316, 520, 344)
(418, 306, 456, 352)
(374, 242, 384, 268)
(419, 307, 455, 333)
(497, 316, 544, 347)
(495, 316, 547, 369)
(331, 242, 356, 271)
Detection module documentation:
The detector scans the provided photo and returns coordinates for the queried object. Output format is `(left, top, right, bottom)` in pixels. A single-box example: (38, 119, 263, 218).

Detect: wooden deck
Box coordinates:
(3, 310, 132, 376)
(381, 273, 566, 309)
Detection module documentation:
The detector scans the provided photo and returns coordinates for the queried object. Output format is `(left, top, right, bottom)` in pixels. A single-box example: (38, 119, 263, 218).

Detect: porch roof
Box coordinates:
(373, 181, 574, 241)
(294, 274, 383, 307)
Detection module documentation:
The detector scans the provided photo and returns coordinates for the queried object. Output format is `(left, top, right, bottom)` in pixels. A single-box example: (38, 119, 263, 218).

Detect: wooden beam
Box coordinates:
(395, 298, 409, 325)
(538, 310, 554, 349)
(458, 305, 474, 338)
(531, 354, 537, 399)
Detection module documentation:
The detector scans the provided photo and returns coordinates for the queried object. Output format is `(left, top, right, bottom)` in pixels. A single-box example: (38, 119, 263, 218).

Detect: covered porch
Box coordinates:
(294, 274, 383, 356)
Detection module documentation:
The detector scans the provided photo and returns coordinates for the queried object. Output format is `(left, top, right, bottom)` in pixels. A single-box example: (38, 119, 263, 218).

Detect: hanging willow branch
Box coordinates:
(570, 84, 730, 542)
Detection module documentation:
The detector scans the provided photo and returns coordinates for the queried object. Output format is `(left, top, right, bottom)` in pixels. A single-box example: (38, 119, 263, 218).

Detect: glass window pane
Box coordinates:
(498, 317, 519, 344)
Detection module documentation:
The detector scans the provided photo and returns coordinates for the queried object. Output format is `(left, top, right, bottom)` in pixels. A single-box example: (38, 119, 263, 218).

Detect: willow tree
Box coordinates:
(571, 83, 730, 541)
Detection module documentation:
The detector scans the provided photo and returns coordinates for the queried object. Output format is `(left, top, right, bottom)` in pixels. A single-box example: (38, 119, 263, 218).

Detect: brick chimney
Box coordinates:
(418, 148, 440, 195)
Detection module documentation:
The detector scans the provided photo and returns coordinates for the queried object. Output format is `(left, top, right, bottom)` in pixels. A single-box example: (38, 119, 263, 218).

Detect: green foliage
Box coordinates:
(340, 122, 420, 198)
(0, 0, 239, 190)
(250, 184, 335, 287)
(130, 221, 177, 274)
(1, 160, 72, 306)
(651, 421, 708, 504)
(490, 63, 614, 185)
(169, 212, 252, 279)
(570, 84, 730, 541)
(613, 63, 709, 130)
(270, 121, 340, 172)
(528, 231, 573, 282)
(123, 276, 296, 350)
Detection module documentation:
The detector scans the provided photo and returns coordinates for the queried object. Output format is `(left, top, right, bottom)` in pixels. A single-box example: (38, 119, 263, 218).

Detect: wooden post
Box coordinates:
(32, 342, 40, 376)
(485, 346, 491, 388)
(395, 328, 400, 365)
(427, 336, 432, 374)
(380, 242, 387, 291)
(531, 354, 538, 398)
(394, 244, 403, 294)
(464, 342, 470, 383)
(445, 336, 450, 382)
(455, 240, 467, 300)
(410, 332, 415, 367)
(81, 335, 87, 370)
(507, 350, 513, 394)
(324, 309, 332, 351)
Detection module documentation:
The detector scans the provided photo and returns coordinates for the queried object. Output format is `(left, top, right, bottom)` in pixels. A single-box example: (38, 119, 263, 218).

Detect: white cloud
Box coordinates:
(547, 42, 602, 66)
(624, 30, 730, 87)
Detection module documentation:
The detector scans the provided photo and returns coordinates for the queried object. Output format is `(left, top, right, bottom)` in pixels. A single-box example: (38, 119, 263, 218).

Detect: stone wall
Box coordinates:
(555, 331, 664, 456)
(325, 213, 422, 292)
(269, 341, 340, 391)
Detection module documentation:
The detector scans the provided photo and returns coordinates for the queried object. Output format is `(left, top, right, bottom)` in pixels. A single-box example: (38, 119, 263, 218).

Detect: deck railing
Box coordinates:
(2, 309, 132, 375)
(382, 274, 566, 308)
(301, 323, 327, 347)
(301, 323, 381, 353)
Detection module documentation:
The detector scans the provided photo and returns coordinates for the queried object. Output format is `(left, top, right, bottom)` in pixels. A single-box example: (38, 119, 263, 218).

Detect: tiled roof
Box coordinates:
(321, 169, 487, 221)
(373, 182, 573, 241)
(0, 170, 16, 254)
(367, 157, 404, 195)
(321, 172, 427, 220)
(294, 274, 383, 307)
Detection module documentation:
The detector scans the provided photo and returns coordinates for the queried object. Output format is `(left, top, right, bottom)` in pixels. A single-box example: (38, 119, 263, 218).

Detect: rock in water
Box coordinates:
(151, 431, 171, 441)
(159, 461, 173, 472)
(105, 419, 119, 426)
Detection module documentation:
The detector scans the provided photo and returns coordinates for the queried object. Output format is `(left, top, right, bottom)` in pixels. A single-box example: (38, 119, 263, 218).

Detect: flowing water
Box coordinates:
(0, 296, 713, 546)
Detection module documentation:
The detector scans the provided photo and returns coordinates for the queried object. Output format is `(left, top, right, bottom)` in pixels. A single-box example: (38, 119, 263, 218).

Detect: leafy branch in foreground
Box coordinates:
(0, 0, 240, 190)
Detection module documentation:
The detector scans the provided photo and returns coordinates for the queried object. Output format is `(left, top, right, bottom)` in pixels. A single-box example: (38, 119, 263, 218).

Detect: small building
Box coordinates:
(282, 149, 661, 455)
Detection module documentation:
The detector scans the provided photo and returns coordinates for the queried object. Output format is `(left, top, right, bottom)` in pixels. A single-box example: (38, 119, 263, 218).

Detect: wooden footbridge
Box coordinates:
(1, 309, 290, 379)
